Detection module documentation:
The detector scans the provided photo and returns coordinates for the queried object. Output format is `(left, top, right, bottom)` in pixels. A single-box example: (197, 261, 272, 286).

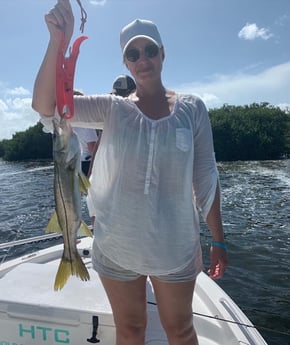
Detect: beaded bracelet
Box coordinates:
(211, 241, 227, 250)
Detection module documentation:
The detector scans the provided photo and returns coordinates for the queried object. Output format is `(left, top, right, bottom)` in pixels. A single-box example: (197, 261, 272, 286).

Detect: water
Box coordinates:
(0, 158, 289, 344)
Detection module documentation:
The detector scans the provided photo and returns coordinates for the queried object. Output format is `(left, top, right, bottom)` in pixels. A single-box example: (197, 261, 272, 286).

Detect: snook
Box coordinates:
(46, 116, 92, 290)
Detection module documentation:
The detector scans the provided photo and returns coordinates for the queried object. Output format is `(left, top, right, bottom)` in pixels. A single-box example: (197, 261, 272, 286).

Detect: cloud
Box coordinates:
(6, 86, 30, 97)
(238, 23, 273, 40)
(0, 86, 39, 140)
(89, 0, 107, 6)
(175, 61, 290, 110)
(275, 13, 290, 27)
(277, 103, 290, 113)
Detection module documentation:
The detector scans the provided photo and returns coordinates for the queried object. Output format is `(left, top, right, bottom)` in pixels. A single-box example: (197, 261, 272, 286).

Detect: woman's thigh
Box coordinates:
(149, 277, 196, 328)
(99, 274, 148, 327)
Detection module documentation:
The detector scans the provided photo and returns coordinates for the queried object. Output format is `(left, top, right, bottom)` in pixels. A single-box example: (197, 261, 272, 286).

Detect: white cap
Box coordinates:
(120, 19, 163, 55)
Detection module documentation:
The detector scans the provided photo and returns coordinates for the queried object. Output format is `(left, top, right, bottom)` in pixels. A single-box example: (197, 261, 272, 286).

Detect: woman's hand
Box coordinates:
(207, 246, 228, 279)
(45, 0, 74, 47)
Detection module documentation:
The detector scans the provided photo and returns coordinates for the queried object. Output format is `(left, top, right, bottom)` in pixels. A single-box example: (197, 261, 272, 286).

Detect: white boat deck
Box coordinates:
(0, 237, 268, 345)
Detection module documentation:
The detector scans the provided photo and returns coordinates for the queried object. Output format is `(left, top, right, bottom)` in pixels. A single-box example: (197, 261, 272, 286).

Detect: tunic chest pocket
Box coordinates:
(176, 128, 192, 152)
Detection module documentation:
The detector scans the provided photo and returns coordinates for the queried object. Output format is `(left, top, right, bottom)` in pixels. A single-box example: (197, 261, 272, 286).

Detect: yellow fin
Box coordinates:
(54, 254, 90, 291)
(79, 173, 90, 194)
(79, 221, 93, 238)
(46, 211, 62, 234)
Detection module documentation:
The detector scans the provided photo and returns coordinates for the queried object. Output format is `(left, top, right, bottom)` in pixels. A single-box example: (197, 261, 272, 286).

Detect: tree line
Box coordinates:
(0, 122, 52, 161)
(0, 103, 289, 162)
(209, 102, 290, 161)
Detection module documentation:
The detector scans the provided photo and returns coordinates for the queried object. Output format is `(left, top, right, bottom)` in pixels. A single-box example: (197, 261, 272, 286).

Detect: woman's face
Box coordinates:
(124, 37, 164, 83)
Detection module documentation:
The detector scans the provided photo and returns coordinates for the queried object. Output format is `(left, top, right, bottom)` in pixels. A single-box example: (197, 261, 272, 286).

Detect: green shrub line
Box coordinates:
(0, 103, 289, 162)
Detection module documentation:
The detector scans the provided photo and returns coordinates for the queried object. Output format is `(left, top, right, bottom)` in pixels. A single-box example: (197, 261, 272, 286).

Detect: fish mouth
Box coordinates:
(52, 118, 61, 135)
(53, 117, 72, 137)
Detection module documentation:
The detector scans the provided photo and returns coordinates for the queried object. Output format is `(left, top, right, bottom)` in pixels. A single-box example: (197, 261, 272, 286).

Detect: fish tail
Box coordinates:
(54, 254, 90, 291)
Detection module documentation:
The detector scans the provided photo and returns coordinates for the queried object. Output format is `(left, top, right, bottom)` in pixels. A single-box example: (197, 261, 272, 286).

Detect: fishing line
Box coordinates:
(192, 310, 290, 337)
(0, 227, 22, 265)
(147, 301, 290, 337)
(76, 0, 87, 33)
(0, 233, 62, 251)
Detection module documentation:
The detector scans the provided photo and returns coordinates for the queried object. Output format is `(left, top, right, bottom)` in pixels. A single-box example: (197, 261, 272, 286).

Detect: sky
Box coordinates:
(0, 0, 290, 140)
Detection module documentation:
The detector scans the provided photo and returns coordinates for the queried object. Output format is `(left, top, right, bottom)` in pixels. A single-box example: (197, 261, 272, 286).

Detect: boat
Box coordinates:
(0, 234, 268, 345)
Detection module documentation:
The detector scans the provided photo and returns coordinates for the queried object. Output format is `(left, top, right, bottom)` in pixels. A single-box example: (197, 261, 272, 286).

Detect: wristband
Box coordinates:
(211, 241, 227, 250)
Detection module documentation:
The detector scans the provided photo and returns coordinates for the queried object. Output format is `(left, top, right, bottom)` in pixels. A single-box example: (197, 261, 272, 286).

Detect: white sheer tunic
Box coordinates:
(41, 94, 219, 275)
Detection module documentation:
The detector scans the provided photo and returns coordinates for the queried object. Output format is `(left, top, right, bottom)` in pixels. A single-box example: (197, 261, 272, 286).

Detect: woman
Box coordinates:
(32, 1, 228, 344)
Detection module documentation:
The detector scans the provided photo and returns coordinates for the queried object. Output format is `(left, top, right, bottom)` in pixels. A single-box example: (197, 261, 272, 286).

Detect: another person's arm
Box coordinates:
(87, 141, 97, 155)
(87, 133, 102, 177)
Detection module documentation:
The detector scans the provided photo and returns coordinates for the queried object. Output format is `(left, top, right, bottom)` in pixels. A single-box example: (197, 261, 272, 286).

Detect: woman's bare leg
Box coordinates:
(150, 278, 199, 345)
(99, 275, 148, 345)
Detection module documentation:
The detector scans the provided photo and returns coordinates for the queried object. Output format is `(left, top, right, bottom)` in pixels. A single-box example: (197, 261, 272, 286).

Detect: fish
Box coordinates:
(46, 116, 92, 290)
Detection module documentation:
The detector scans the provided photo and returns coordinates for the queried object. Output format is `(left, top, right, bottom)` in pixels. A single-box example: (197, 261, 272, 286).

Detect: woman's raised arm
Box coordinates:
(32, 0, 74, 116)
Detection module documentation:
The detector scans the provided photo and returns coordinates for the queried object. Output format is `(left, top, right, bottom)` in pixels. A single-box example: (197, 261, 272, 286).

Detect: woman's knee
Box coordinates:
(116, 315, 147, 343)
(163, 317, 198, 344)
(162, 314, 193, 335)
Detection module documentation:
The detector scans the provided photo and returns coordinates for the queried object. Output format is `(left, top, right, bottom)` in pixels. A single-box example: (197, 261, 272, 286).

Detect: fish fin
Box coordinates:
(79, 172, 91, 194)
(54, 254, 90, 291)
(79, 221, 93, 238)
(46, 211, 62, 234)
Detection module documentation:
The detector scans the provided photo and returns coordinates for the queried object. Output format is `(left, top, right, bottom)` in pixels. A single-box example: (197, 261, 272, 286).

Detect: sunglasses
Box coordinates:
(125, 44, 160, 62)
